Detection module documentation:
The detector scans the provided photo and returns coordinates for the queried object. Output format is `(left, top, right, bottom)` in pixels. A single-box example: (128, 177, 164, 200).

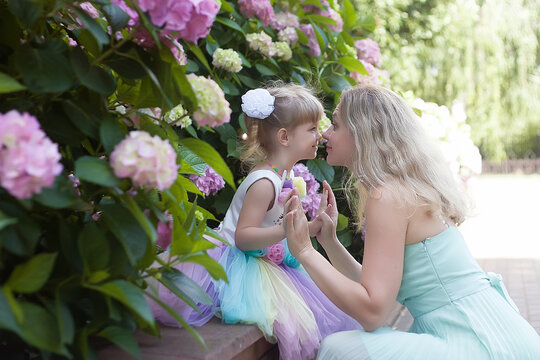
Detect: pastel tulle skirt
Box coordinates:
(149, 243, 361, 360)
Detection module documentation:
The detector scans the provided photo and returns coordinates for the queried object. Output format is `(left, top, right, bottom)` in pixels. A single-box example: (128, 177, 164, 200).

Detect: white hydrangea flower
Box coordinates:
(165, 104, 192, 128)
(212, 48, 243, 73)
(274, 41, 292, 61)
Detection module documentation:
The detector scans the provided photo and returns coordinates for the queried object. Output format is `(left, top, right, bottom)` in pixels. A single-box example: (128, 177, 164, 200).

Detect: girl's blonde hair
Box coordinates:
(240, 82, 324, 170)
(339, 85, 468, 229)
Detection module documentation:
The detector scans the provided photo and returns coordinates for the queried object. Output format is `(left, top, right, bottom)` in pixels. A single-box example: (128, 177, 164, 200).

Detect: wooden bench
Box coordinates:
(98, 302, 413, 360)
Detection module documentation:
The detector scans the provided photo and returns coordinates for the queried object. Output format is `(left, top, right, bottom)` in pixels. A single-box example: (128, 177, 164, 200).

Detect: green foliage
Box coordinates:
(354, 0, 540, 160)
(0, 0, 376, 357)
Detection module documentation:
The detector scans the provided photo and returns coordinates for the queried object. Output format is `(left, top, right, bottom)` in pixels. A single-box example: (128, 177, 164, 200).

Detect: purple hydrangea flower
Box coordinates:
(189, 166, 225, 196)
(355, 38, 381, 67)
(292, 163, 322, 219)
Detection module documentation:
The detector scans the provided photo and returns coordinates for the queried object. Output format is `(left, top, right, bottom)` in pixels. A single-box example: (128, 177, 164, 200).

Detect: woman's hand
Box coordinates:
(285, 195, 314, 261)
(312, 181, 339, 247)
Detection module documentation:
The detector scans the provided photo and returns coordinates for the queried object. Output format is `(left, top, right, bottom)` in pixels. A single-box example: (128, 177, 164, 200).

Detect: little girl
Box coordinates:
(151, 83, 360, 359)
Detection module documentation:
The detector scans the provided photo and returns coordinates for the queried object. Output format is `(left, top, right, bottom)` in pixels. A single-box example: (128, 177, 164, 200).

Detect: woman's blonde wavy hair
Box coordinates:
(338, 85, 468, 230)
(239, 82, 324, 171)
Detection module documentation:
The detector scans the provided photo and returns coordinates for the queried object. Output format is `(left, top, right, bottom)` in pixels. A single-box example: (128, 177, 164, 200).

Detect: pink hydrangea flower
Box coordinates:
(0, 111, 63, 199)
(187, 74, 231, 127)
(355, 38, 381, 67)
(265, 242, 285, 265)
(80, 2, 99, 18)
(350, 60, 381, 85)
(326, 8, 343, 32)
(137, 0, 219, 43)
(299, 24, 320, 57)
(163, 38, 188, 65)
(278, 27, 298, 45)
(110, 131, 179, 190)
(189, 165, 225, 196)
(238, 0, 275, 26)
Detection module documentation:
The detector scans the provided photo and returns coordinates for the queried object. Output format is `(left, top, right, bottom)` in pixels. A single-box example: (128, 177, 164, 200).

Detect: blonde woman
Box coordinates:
(285, 85, 540, 359)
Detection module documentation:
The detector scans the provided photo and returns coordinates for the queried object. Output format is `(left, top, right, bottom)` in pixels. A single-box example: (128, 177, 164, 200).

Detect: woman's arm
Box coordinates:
(286, 188, 408, 332)
(235, 178, 285, 251)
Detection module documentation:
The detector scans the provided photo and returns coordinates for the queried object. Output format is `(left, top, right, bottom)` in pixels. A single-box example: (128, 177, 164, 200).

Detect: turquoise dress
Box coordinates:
(317, 226, 540, 359)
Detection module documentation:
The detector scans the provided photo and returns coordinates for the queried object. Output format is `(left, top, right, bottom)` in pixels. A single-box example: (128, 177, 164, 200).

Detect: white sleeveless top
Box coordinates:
(218, 170, 285, 246)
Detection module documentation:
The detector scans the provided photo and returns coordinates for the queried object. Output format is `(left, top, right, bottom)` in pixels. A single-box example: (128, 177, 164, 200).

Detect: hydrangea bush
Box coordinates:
(0, 0, 403, 357)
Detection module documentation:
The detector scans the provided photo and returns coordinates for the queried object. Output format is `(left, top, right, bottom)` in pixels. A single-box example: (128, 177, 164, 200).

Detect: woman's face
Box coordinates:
(323, 106, 356, 167)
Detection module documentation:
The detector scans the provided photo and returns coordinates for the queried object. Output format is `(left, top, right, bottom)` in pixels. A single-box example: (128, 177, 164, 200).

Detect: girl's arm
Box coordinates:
(235, 178, 285, 251)
(286, 188, 407, 332)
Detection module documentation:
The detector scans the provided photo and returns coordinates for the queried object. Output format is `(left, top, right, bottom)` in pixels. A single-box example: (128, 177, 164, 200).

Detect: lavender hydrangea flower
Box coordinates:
(189, 165, 225, 196)
(110, 131, 179, 190)
(0, 111, 63, 199)
(355, 38, 381, 67)
(292, 163, 322, 219)
(350, 60, 382, 85)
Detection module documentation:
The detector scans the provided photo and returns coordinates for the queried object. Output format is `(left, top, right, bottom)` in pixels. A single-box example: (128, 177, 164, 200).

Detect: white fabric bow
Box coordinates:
(241, 89, 275, 119)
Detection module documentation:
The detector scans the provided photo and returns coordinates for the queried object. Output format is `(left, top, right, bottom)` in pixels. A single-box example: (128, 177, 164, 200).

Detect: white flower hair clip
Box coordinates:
(241, 88, 275, 119)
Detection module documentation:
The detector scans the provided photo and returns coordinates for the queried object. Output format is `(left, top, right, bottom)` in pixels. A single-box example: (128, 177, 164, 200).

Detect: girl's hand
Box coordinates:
(317, 181, 338, 225)
(311, 181, 339, 246)
(285, 196, 314, 260)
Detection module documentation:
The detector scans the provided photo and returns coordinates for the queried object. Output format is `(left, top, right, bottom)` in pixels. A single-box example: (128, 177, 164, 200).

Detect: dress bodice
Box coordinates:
(218, 170, 285, 245)
(397, 227, 513, 318)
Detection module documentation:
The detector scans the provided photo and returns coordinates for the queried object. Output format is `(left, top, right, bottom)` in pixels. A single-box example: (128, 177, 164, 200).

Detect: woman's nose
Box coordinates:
(322, 129, 330, 140)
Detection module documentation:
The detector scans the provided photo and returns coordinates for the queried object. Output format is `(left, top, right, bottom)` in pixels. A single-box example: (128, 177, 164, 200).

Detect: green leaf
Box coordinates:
(0, 73, 26, 93)
(104, 53, 146, 79)
(78, 222, 110, 272)
(7, 253, 57, 293)
(71, 47, 116, 95)
(98, 326, 140, 359)
(120, 193, 157, 244)
(357, 15, 376, 32)
(255, 63, 277, 76)
(220, 1, 234, 13)
(296, 27, 309, 45)
(8, 0, 41, 27)
(337, 56, 368, 75)
(0, 211, 17, 231)
(342, 0, 357, 32)
(100, 204, 148, 266)
(103, 4, 130, 33)
(86, 280, 156, 329)
(238, 74, 260, 88)
(327, 73, 352, 91)
(336, 213, 349, 231)
(14, 42, 73, 93)
(18, 301, 68, 356)
(34, 175, 78, 209)
(0, 288, 23, 337)
(73, 8, 109, 49)
(100, 117, 126, 154)
(182, 254, 227, 281)
(77, 29, 101, 58)
(75, 156, 120, 187)
(185, 43, 212, 73)
(177, 175, 203, 195)
(221, 79, 240, 95)
(178, 145, 207, 175)
(215, 17, 245, 35)
(56, 300, 75, 345)
(63, 100, 100, 139)
(164, 265, 212, 305)
(307, 159, 335, 183)
(179, 138, 235, 189)
(337, 229, 352, 247)
(306, 14, 337, 27)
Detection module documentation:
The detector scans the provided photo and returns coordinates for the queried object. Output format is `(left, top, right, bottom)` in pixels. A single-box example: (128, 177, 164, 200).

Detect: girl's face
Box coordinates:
(289, 119, 322, 160)
(323, 107, 355, 167)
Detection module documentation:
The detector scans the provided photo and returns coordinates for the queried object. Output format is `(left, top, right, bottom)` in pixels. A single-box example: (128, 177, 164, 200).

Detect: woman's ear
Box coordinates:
(276, 127, 289, 146)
